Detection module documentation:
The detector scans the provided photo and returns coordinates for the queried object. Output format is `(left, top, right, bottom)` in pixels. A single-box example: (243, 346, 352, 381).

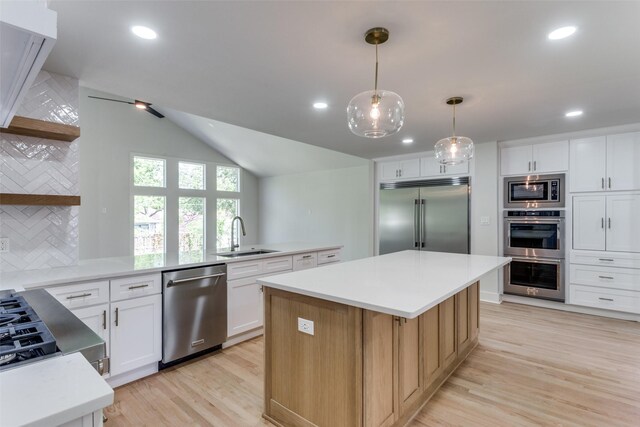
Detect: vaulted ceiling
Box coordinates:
(45, 1, 640, 159)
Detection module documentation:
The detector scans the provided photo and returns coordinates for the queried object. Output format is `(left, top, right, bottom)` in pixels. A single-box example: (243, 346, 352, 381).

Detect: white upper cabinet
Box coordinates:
(606, 194, 640, 253)
(500, 141, 568, 176)
(570, 137, 607, 192)
(570, 132, 640, 193)
(606, 132, 640, 192)
(420, 155, 468, 178)
(573, 196, 606, 251)
(380, 159, 420, 181)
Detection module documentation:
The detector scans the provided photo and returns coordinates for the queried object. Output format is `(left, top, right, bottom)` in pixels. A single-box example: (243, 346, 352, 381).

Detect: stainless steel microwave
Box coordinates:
(504, 174, 565, 209)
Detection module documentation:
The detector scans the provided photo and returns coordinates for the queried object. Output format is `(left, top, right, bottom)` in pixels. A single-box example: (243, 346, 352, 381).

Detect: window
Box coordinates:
(217, 166, 239, 192)
(133, 195, 165, 256)
(132, 156, 242, 258)
(179, 162, 205, 190)
(133, 157, 165, 187)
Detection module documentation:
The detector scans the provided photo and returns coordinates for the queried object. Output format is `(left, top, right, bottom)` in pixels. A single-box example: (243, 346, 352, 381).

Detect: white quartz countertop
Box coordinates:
(258, 251, 511, 319)
(0, 353, 114, 427)
(0, 242, 342, 291)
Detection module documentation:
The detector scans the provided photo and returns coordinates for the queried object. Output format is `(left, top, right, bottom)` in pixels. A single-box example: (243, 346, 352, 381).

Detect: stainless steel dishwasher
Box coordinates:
(161, 264, 227, 366)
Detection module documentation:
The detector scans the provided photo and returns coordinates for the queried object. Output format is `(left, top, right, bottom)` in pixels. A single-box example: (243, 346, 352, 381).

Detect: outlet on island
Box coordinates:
(297, 317, 314, 336)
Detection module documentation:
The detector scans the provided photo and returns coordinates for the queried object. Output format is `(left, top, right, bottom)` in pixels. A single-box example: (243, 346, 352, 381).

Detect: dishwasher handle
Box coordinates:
(166, 272, 226, 287)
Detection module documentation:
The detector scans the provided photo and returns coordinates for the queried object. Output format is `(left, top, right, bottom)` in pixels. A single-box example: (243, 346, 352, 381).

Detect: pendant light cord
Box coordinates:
(452, 102, 456, 137)
(374, 43, 379, 95)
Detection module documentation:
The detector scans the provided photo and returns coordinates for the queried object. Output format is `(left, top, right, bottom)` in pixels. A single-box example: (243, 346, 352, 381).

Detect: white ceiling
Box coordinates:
(44, 1, 640, 160)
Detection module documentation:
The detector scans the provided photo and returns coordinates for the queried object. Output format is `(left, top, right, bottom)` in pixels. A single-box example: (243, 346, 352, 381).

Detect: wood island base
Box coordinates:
(263, 282, 480, 427)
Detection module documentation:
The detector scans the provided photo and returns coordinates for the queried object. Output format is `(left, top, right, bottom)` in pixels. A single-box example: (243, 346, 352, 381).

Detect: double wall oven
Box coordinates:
(503, 174, 566, 301)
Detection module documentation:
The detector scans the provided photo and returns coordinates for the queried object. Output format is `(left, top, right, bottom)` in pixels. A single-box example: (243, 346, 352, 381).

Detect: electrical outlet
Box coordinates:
(0, 238, 9, 253)
(480, 216, 490, 226)
(297, 317, 314, 336)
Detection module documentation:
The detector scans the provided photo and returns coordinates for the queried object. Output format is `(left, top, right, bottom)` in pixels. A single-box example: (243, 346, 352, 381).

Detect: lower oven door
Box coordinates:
(504, 257, 565, 302)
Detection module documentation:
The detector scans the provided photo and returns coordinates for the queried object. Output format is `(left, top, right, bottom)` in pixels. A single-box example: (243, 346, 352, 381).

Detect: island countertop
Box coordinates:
(258, 250, 511, 318)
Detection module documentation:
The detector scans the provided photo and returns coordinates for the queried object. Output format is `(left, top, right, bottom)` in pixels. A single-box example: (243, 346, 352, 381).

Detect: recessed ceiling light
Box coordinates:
(402, 138, 414, 144)
(565, 110, 583, 117)
(313, 102, 328, 110)
(131, 25, 157, 40)
(548, 26, 577, 40)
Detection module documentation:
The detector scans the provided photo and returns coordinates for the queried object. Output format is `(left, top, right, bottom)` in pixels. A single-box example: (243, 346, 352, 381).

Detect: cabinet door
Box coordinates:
(71, 304, 110, 356)
(422, 304, 442, 390)
(443, 161, 469, 176)
(397, 317, 422, 415)
(420, 156, 442, 177)
(573, 196, 606, 251)
(607, 132, 640, 191)
(606, 194, 640, 253)
(227, 277, 263, 337)
(456, 288, 472, 355)
(570, 137, 606, 193)
(532, 141, 568, 173)
(380, 161, 401, 181)
(500, 145, 532, 176)
(399, 159, 420, 179)
(110, 294, 162, 376)
(440, 296, 457, 367)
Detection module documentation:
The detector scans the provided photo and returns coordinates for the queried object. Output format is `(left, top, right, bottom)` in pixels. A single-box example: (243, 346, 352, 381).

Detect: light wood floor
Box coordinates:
(105, 302, 640, 426)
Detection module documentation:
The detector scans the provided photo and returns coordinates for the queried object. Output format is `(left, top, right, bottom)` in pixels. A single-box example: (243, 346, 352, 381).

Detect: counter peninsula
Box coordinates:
(258, 250, 511, 427)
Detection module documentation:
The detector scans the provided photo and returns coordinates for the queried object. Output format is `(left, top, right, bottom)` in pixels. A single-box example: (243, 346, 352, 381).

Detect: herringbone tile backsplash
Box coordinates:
(0, 71, 80, 272)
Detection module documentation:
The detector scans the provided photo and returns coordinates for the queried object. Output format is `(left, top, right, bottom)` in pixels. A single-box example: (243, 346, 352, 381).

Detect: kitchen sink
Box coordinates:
(216, 249, 279, 258)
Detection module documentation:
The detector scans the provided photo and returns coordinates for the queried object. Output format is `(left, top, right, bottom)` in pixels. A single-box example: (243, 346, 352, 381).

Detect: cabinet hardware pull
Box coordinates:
(327, 254, 336, 258)
(608, 177, 611, 189)
(598, 297, 614, 302)
(400, 169, 402, 177)
(439, 165, 442, 174)
(128, 284, 149, 290)
(533, 160, 537, 171)
(598, 275, 614, 280)
(259, 286, 263, 293)
(608, 218, 611, 229)
(601, 218, 604, 229)
(443, 165, 447, 174)
(102, 310, 107, 330)
(598, 258, 614, 262)
(115, 307, 119, 327)
(66, 293, 91, 300)
(302, 255, 312, 259)
(528, 161, 531, 172)
(601, 178, 605, 189)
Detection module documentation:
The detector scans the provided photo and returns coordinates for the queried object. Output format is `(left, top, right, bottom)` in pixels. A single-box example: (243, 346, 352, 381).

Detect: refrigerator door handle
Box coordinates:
(414, 199, 420, 247)
(420, 199, 426, 248)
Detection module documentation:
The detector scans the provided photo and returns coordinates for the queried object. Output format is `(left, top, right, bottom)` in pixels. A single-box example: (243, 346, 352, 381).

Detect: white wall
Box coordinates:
(259, 165, 373, 261)
(469, 141, 501, 302)
(79, 87, 259, 259)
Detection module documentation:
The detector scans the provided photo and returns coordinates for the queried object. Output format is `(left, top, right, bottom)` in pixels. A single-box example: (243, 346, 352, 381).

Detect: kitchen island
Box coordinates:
(258, 250, 510, 427)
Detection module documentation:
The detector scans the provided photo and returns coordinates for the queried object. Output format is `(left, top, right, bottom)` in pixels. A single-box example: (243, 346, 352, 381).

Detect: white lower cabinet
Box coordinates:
(59, 410, 104, 427)
(293, 252, 318, 270)
(71, 304, 110, 356)
(227, 276, 265, 337)
(570, 285, 640, 314)
(109, 294, 162, 376)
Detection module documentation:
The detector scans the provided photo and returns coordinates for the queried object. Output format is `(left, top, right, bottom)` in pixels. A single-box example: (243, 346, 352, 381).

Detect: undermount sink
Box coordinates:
(216, 249, 279, 258)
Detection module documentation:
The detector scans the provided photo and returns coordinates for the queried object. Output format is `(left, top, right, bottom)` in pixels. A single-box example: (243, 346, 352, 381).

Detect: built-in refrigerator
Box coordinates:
(379, 177, 470, 255)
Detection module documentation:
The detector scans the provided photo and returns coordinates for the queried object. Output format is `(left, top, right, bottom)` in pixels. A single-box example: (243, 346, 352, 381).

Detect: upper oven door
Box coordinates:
(504, 218, 564, 258)
(504, 174, 564, 208)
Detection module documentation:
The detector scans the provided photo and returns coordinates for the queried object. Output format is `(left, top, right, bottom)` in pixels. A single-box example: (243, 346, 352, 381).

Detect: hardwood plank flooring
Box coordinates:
(105, 302, 640, 426)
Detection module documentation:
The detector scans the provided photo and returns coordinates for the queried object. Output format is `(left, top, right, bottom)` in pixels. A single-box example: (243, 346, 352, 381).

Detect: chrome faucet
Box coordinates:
(230, 216, 246, 251)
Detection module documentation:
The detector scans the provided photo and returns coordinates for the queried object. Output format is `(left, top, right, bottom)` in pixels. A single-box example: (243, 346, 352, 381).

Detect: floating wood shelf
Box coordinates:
(0, 116, 80, 142)
(0, 193, 81, 206)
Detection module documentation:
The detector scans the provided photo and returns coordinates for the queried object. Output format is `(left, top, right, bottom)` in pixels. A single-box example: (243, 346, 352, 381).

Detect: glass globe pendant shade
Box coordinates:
(434, 136, 474, 165)
(347, 90, 405, 138)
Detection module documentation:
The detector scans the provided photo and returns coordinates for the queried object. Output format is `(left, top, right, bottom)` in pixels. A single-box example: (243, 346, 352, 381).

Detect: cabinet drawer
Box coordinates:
(570, 284, 640, 314)
(227, 260, 263, 280)
(317, 249, 341, 265)
(570, 264, 640, 292)
(110, 274, 161, 302)
(46, 281, 110, 309)
(570, 251, 640, 269)
(293, 252, 317, 271)
(263, 256, 293, 274)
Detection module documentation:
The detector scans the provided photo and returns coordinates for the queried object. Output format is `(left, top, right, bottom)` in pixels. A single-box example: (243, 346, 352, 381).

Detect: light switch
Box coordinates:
(297, 317, 314, 335)
(480, 216, 490, 226)
(0, 238, 9, 253)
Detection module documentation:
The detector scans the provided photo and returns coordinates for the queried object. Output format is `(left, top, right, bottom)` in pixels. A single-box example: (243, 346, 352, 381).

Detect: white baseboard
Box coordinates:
(502, 294, 640, 322)
(107, 362, 158, 388)
(222, 327, 263, 349)
(480, 291, 502, 304)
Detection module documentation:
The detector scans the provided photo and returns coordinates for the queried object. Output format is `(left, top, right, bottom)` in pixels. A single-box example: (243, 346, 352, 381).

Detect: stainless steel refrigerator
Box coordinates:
(379, 177, 470, 255)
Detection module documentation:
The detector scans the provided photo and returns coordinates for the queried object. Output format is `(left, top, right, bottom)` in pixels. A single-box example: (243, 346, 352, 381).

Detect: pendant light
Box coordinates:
(434, 97, 474, 165)
(347, 27, 405, 138)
